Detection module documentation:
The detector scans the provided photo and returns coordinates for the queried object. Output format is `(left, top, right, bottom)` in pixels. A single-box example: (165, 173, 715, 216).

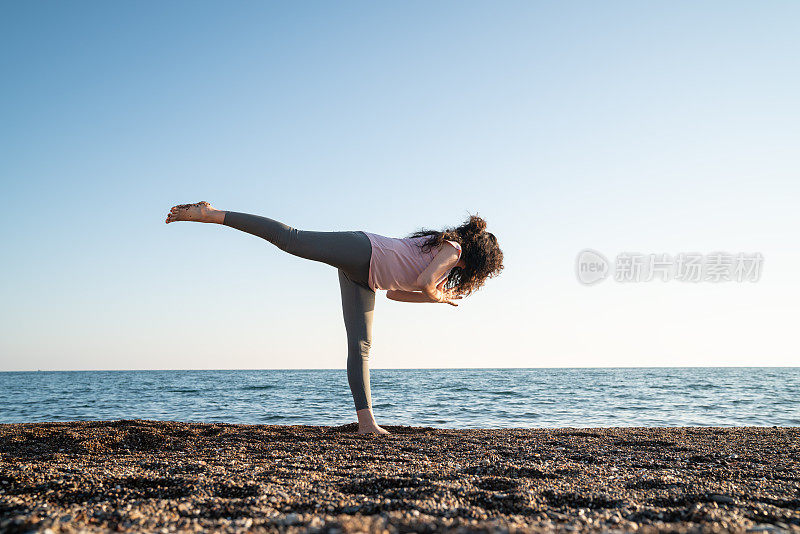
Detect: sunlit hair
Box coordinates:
(408, 214, 503, 297)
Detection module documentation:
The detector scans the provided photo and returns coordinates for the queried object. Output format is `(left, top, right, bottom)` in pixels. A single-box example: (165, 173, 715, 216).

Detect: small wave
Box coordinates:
(166, 389, 201, 393)
(240, 385, 277, 390)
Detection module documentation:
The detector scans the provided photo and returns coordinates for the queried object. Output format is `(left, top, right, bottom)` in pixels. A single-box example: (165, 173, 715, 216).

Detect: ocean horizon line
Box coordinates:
(2, 365, 798, 373)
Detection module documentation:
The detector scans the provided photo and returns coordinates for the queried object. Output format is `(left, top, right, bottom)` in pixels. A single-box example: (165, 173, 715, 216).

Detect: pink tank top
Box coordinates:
(362, 232, 462, 292)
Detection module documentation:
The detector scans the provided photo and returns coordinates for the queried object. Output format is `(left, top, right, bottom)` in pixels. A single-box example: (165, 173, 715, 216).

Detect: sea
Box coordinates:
(0, 368, 797, 428)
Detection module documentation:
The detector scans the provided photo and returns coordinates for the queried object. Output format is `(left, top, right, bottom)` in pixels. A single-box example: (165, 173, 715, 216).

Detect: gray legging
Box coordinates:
(222, 211, 375, 411)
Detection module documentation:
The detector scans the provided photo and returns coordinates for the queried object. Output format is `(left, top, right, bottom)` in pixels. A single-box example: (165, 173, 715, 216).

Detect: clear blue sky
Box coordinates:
(1, 2, 798, 371)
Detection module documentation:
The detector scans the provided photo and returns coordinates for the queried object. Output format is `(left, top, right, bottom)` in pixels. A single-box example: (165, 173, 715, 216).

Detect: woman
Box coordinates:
(166, 201, 504, 434)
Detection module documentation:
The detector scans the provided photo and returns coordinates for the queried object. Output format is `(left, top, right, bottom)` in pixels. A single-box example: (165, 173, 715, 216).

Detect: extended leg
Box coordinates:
(224, 212, 372, 287)
(338, 270, 387, 435)
(166, 202, 371, 287)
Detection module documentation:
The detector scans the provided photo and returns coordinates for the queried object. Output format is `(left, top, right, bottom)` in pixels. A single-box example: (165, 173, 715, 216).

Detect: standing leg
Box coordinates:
(338, 270, 387, 435)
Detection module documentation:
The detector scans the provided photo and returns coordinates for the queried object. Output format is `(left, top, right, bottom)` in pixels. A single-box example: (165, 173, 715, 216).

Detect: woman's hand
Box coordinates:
(423, 284, 462, 306)
(439, 290, 462, 306)
(440, 288, 463, 306)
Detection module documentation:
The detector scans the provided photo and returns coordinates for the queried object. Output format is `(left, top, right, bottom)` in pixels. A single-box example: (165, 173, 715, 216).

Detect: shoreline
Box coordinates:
(1, 421, 798, 532)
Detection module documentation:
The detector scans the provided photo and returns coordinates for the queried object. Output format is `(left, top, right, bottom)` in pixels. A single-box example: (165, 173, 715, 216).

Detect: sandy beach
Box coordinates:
(1, 421, 798, 533)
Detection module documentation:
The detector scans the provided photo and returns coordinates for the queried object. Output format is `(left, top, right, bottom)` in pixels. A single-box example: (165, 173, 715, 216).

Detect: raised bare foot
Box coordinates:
(165, 201, 223, 224)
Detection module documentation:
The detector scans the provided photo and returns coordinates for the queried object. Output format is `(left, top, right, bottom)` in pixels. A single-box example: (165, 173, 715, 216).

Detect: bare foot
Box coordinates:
(165, 201, 223, 224)
(355, 408, 389, 435)
(358, 424, 390, 435)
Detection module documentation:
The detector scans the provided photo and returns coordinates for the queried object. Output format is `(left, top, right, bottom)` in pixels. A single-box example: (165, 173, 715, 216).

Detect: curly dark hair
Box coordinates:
(408, 214, 503, 297)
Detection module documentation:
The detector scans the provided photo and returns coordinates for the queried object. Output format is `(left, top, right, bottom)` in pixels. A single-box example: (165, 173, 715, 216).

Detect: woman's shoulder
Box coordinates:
(442, 240, 462, 255)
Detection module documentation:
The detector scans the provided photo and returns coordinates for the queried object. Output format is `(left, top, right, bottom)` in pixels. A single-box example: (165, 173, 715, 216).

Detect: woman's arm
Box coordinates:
(386, 289, 461, 306)
(415, 242, 461, 302)
(386, 290, 438, 303)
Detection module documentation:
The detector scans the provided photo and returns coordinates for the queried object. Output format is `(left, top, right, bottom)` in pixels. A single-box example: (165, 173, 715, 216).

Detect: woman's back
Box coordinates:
(363, 232, 460, 292)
